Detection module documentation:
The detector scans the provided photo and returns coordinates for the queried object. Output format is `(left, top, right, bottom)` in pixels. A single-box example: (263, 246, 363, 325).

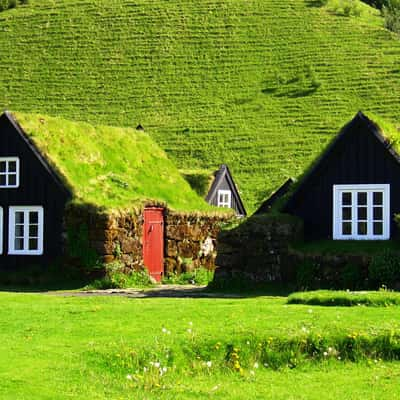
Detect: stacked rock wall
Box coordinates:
(64, 204, 229, 274)
(164, 211, 229, 274)
(64, 204, 144, 270)
(214, 214, 303, 283)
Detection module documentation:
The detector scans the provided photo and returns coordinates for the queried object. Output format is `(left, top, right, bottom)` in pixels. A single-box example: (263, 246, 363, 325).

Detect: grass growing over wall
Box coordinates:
(287, 290, 400, 306)
(1, 1, 400, 211)
(13, 112, 213, 211)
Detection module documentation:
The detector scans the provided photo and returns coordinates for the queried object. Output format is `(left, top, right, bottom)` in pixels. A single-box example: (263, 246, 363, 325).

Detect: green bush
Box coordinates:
(341, 263, 363, 290)
(296, 260, 319, 290)
(368, 250, 400, 288)
(383, 1, 400, 34)
(87, 261, 154, 289)
(162, 267, 214, 285)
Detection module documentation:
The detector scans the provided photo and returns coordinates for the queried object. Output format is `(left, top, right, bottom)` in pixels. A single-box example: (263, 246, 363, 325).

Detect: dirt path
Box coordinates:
(48, 285, 244, 298)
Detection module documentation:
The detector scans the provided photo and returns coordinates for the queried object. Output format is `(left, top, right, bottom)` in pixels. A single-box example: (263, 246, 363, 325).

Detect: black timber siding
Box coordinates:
(0, 113, 70, 268)
(284, 114, 400, 240)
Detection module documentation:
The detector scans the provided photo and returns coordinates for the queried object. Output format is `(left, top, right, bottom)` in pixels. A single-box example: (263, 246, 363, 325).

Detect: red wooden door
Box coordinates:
(143, 207, 164, 282)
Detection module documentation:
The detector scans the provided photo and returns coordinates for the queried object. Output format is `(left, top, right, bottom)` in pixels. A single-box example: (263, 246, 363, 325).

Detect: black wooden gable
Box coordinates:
(0, 111, 71, 267)
(255, 178, 294, 215)
(206, 164, 246, 216)
(283, 111, 400, 239)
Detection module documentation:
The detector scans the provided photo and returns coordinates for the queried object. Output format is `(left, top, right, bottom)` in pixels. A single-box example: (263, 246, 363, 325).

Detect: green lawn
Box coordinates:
(1, 1, 400, 211)
(1, 292, 400, 398)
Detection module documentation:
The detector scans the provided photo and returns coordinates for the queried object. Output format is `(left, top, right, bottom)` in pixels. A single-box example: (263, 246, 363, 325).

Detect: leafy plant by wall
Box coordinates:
(67, 224, 99, 270)
(368, 250, 400, 288)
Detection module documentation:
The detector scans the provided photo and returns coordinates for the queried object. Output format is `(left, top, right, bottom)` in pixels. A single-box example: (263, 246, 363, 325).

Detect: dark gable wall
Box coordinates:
(208, 174, 244, 215)
(284, 116, 400, 240)
(0, 114, 70, 268)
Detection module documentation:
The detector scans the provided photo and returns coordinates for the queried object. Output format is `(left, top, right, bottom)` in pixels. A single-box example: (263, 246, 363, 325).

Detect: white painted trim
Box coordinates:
(333, 184, 390, 240)
(8, 206, 44, 255)
(217, 189, 232, 208)
(0, 157, 19, 188)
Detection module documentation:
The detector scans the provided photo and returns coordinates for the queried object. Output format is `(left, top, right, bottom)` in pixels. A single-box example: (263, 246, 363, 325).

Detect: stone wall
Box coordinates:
(64, 204, 144, 271)
(214, 214, 303, 283)
(164, 210, 229, 274)
(64, 203, 230, 274)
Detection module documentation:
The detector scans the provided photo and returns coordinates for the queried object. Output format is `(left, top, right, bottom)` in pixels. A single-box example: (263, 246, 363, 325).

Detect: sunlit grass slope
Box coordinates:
(1, 1, 400, 211)
(13, 112, 211, 211)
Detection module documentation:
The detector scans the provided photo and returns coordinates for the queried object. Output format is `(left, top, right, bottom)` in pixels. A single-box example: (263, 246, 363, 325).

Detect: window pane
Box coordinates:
(0, 175, 6, 186)
(358, 222, 367, 235)
(357, 192, 367, 205)
(15, 224, 24, 237)
(373, 222, 383, 235)
(15, 212, 24, 224)
(0, 162, 6, 173)
(14, 238, 23, 250)
(373, 192, 383, 205)
(29, 225, 38, 237)
(29, 212, 38, 224)
(373, 207, 383, 220)
(8, 161, 16, 172)
(8, 174, 16, 186)
(342, 192, 351, 205)
(357, 207, 367, 220)
(342, 222, 352, 235)
(342, 207, 351, 220)
(29, 238, 38, 250)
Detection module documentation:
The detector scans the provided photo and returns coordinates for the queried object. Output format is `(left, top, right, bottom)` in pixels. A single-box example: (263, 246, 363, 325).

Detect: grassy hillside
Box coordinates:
(1, 1, 400, 211)
(13, 112, 211, 211)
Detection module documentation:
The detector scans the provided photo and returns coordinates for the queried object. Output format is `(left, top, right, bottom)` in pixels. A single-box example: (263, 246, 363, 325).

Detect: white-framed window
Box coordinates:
(8, 206, 44, 255)
(333, 184, 390, 240)
(0, 157, 19, 188)
(217, 190, 232, 208)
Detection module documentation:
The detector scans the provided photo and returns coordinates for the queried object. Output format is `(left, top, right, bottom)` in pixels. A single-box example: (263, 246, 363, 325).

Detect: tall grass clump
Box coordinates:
(97, 322, 400, 391)
(86, 261, 154, 289)
(287, 289, 400, 306)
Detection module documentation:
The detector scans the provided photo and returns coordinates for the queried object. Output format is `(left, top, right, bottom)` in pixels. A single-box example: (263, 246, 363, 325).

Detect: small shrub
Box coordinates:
(383, 1, 400, 34)
(296, 260, 319, 290)
(341, 263, 363, 290)
(87, 261, 154, 289)
(368, 250, 400, 288)
(162, 267, 214, 285)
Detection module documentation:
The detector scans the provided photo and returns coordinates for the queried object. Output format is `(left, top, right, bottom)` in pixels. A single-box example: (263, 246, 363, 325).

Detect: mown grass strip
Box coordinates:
(287, 290, 400, 307)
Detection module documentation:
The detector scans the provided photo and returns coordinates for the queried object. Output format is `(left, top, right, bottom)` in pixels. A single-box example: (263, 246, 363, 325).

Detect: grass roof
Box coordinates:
(12, 112, 214, 212)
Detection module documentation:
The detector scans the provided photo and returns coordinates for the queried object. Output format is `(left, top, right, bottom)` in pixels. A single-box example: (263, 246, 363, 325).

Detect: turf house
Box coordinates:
(0, 111, 229, 279)
(215, 112, 400, 286)
(283, 111, 400, 241)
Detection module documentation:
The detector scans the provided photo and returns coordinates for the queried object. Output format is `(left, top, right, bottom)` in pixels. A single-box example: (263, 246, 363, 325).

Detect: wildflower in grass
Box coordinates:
(154, 362, 160, 368)
(189, 321, 193, 326)
(308, 309, 313, 314)
(249, 370, 255, 376)
(253, 362, 259, 369)
(206, 361, 212, 368)
(162, 327, 167, 333)
(187, 328, 192, 334)
(323, 351, 328, 357)
(338, 356, 341, 360)
(126, 374, 133, 380)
